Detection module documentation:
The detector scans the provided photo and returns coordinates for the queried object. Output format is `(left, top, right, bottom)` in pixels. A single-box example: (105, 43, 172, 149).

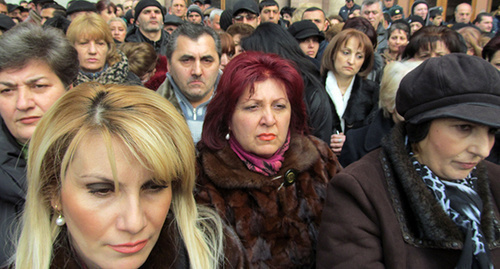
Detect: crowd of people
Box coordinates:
(1, 0, 500, 267)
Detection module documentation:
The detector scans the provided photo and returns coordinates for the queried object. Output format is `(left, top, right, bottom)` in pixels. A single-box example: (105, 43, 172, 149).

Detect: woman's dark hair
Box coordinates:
(482, 35, 500, 62)
(402, 25, 464, 60)
(241, 22, 318, 77)
(0, 23, 78, 87)
(96, 0, 116, 14)
(405, 121, 432, 144)
(199, 51, 307, 151)
(343, 16, 377, 48)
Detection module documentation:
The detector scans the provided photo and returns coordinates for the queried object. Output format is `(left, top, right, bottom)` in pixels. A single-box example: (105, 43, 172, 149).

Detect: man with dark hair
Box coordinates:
(259, 0, 279, 24)
(232, 0, 260, 28)
(157, 23, 221, 142)
(302, 6, 329, 31)
(474, 12, 494, 37)
(40, 2, 65, 24)
(361, 0, 387, 50)
(125, 0, 169, 55)
(339, 0, 360, 22)
(429, 6, 443, 26)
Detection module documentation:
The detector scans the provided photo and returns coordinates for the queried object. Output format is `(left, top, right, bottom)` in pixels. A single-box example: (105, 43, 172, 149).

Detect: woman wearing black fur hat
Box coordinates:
(318, 53, 500, 268)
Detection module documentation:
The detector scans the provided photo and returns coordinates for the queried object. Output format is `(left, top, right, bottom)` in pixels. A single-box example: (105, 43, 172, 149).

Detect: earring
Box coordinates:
(54, 205, 65, 226)
(56, 213, 66, 226)
(225, 133, 230, 140)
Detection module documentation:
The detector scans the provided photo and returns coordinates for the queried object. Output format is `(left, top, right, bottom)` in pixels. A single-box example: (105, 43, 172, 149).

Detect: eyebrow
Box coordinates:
(0, 75, 47, 87)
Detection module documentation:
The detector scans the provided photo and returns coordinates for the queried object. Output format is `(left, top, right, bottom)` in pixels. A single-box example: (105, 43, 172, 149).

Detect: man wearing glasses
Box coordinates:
(232, 0, 260, 29)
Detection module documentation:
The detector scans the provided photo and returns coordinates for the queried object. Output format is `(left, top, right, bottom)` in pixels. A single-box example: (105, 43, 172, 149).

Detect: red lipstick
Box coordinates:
(258, 133, 276, 141)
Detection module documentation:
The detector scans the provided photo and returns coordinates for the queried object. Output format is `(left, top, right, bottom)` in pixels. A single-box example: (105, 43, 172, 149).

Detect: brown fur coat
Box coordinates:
(195, 134, 341, 269)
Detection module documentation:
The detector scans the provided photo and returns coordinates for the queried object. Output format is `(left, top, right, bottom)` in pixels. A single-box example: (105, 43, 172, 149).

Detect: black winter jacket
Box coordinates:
(0, 120, 26, 266)
(125, 26, 169, 56)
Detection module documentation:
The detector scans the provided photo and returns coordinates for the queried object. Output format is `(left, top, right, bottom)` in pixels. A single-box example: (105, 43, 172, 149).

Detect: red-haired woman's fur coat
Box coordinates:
(195, 134, 341, 268)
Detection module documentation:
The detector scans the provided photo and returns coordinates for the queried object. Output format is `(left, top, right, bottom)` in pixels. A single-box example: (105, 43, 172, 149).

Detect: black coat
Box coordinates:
(0, 120, 26, 266)
(339, 109, 394, 167)
(303, 74, 335, 144)
(318, 124, 500, 268)
(324, 75, 380, 134)
(125, 26, 169, 56)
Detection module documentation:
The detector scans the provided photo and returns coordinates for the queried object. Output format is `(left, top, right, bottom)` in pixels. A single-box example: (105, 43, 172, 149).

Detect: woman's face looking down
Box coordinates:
(56, 133, 172, 268)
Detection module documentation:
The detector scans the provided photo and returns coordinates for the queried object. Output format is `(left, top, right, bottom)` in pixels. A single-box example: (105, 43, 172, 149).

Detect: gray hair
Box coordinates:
(166, 23, 221, 61)
(209, 8, 223, 22)
(0, 23, 79, 87)
(361, 0, 383, 11)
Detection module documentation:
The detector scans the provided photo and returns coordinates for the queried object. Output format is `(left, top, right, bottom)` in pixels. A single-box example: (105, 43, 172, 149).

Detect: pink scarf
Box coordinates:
(229, 132, 291, 176)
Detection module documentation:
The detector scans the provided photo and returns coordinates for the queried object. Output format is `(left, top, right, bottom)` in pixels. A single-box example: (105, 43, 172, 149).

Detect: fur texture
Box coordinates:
(196, 134, 341, 268)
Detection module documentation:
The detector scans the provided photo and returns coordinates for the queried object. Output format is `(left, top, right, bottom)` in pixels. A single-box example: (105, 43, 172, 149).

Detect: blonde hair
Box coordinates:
(15, 83, 223, 269)
(379, 60, 422, 117)
(67, 13, 121, 67)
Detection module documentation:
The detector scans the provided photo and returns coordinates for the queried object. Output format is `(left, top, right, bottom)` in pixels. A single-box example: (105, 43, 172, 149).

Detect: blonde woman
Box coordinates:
(67, 13, 141, 86)
(14, 83, 244, 268)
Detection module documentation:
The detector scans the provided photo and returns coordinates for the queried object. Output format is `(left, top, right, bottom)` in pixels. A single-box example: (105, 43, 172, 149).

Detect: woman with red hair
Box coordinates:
(195, 51, 341, 268)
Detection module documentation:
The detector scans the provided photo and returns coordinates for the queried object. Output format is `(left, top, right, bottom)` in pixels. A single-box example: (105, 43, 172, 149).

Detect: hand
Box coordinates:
(330, 133, 346, 156)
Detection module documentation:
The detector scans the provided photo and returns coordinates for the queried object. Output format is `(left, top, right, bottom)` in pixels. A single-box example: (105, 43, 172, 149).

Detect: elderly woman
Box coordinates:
(339, 60, 421, 167)
(66, 13, 141, 86)
(321, 28, 379, 156)
(14, 83, 244, 268)
(402, 25, 464, 60)
(0, 23, 78, 265)
(196, 51, 341, 268)
(318, 54, 500, 268)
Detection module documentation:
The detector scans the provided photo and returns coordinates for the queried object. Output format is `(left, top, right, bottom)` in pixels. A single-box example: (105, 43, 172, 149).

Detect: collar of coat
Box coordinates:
(199, 134, 333, 189)
(380, 123, 500, 249)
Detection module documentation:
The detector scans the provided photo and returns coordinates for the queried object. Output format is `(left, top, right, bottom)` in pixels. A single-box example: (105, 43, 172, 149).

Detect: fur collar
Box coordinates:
(380, 124, 500, 249)
(199, 134, 323, 189)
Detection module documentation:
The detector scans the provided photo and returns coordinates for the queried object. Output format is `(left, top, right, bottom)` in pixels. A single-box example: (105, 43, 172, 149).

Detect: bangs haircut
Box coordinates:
(321, 28, 374, 78)
(67, 13, 121, 66)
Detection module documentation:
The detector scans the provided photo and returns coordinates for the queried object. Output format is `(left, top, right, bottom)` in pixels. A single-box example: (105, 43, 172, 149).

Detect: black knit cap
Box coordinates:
(134, 0, 164, 22)
(288, 20, 324, 42)
(396, 53, 500, 128)
(407, 15, 424, 26)
(66, 0, 96, 15)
